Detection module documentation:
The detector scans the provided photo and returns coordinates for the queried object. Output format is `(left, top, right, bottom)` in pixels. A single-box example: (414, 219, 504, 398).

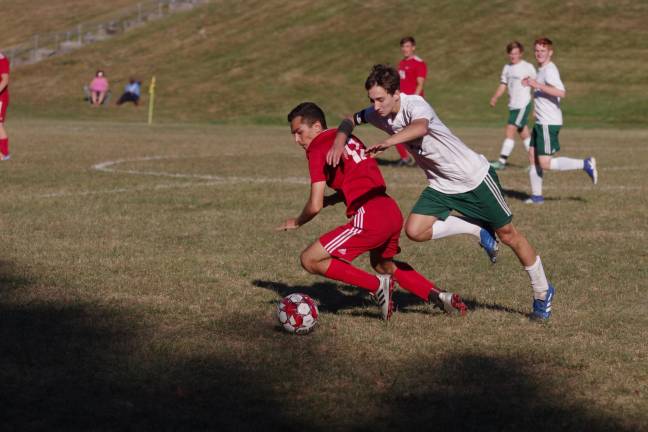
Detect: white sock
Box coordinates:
(523, 137, 531, 152)
(431, 216, 481, 240)
(499, 138, 515, 164)
(550, 157, 585, 171)
(525, 256, 549, 300)
(529, 165, 543, 196)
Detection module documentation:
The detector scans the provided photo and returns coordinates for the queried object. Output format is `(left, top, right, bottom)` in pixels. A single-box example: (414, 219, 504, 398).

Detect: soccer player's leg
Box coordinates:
(407, 187, 499, 263)
(526, 127, 545, 204)
(0, 99, 9, 160)
(494, 223, 554, 320)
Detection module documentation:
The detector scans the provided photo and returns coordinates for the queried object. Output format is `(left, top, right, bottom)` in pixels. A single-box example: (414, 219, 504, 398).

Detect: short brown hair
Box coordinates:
(506, 41, 524, 53)
(534, 37, 553, 48)
(365, 64, 400, 95)
(400, 36, 416, 46)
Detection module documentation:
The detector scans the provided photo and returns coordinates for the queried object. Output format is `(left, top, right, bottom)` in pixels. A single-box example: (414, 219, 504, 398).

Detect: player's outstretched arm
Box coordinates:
(366, 118, 429, 155)
(277, 181, 327, 231)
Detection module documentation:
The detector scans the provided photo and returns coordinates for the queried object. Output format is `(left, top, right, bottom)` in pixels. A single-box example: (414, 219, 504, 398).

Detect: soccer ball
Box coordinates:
(276, 293, 319, 335)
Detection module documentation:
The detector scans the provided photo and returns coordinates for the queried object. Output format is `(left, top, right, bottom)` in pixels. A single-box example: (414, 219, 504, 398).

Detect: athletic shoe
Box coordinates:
(0, 154, 10, 161)
(479, 228, 499, 264)
(584, 157, 598, 185)
(489, 160, 506, 170)
(524, 195, 544, 205)
(531, 284, 555, 321)
(375, 274, 394, 321)
(431, 291, 468, 316)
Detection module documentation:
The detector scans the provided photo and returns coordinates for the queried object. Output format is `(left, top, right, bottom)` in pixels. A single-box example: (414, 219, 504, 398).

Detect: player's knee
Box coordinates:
(496, 225, 518, 247)
(405, 226, 428, 242)
(299, 252, 317, 274)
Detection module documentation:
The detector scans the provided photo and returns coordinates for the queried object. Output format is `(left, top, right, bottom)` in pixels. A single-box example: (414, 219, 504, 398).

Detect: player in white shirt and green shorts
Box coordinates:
(489, 41, 536, 170)
(523, 37, 598, 204)
(328, 64, 556, 320)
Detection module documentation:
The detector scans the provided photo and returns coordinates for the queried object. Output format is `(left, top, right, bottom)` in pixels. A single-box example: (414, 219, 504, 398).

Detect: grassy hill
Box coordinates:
(0, 0, 144, 47)
(7, 0, 648, 127)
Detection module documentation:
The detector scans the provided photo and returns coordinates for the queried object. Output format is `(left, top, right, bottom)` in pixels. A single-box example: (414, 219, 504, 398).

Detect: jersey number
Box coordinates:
(345, 140, 367, 164)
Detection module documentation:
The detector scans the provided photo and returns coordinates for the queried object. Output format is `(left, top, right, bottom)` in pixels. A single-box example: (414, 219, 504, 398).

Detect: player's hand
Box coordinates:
(326, 136, 348, 167)
(276, 218, 299, 231)
(489, 97, 497, 107)
(366, 142, 390, 156)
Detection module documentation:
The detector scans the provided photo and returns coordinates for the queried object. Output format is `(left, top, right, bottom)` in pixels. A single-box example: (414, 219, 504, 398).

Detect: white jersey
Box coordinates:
(500, 60, 536, 109)
(356, 94, 490, 194)
(533, 62, 565, 125)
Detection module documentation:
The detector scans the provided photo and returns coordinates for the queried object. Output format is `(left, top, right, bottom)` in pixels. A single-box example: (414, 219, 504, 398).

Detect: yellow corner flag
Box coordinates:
(148, 76, 156, 125)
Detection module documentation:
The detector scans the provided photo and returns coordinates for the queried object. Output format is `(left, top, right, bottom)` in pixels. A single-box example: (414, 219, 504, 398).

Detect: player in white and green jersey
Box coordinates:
(327, 64, 555, 320)
(523, 37, 598, 204)
(489, 41, 536, 170)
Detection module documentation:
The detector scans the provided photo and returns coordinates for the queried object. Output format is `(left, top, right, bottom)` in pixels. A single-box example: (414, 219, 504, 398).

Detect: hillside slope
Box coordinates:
(9, 0, 648, 126)
(0, 0, 144, 47)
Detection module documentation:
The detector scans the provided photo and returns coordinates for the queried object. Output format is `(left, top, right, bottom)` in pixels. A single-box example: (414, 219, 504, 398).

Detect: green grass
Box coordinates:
(1, 119, 646, 430)
(7, 0, 648, 127)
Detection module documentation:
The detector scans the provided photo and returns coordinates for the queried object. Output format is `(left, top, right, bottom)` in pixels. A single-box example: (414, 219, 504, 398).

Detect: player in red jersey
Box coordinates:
(277, 102, 467, 320)
(394, 36, 428, 166)
(0, 52, 10, 160)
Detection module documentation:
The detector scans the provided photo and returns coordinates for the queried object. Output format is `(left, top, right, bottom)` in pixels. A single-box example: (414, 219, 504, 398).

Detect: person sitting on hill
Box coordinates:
(89, 70, 109, 106)
(116, 78, 141, 106)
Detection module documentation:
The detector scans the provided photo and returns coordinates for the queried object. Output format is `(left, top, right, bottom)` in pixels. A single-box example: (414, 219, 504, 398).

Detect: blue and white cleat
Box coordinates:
(524, 195, 545, 205)
(479, 228, 499, 264)
(584, 157, 598, 185)
(531, 284, 555, 321)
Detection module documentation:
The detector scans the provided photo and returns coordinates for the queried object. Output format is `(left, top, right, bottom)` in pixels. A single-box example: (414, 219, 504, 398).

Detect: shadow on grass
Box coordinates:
(0, 260, 34, 291)
(253, 280, 527, 318)
(378, 353, 633, 432)
(0, 300, 304, 431)
(502, 188, 587, 203)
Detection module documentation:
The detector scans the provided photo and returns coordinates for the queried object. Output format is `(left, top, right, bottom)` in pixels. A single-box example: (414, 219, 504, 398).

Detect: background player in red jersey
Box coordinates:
(277, 102, 467, 320)
(0, 52, 10, 160)
(394, 36, 428, 167)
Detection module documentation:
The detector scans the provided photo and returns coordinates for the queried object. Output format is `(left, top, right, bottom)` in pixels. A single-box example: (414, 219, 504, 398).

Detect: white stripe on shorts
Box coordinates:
(324, 228, 361, 253)
(542, 124, 550, 155)
(484, 174, 512, 216)
(515, 107, 525, 127)
(323, 207, 365, 253)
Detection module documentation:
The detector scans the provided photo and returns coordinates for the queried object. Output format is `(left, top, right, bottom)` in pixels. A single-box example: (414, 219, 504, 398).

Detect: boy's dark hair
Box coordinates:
(506, 41, 524, 53)
(400, 36, 416, 46)
(287, 102, 327, 129)
(365, 64, 400, 95)
(534, 37, 553, 48)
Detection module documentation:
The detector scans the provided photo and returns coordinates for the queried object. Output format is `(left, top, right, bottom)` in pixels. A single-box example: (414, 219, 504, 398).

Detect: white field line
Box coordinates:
(33, 156, 647, 198)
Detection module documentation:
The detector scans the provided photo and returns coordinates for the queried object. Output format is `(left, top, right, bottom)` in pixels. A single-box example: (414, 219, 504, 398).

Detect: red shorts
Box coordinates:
(319, 194, 403, 262)
(0, 94, 8, 123)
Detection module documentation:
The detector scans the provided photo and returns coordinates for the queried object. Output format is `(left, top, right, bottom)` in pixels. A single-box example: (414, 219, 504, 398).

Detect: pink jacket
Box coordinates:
(90, 77, 109, 92)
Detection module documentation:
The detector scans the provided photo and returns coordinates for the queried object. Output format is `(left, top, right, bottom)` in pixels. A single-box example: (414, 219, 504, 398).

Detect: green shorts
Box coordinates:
(531, 124, 561, 156)
(507, 102, 532, 131)
(411, 167, 513, 229)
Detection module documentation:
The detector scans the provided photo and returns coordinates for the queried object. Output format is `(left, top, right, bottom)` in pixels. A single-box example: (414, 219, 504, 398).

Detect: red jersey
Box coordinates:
(0, 53, 9, 99)
(306, 129, 387, 216)
(398, 56, 427, 96)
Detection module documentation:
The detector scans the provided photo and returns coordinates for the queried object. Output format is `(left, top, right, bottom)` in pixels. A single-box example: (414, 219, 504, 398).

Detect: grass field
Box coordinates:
(1, 119, 646, 430)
